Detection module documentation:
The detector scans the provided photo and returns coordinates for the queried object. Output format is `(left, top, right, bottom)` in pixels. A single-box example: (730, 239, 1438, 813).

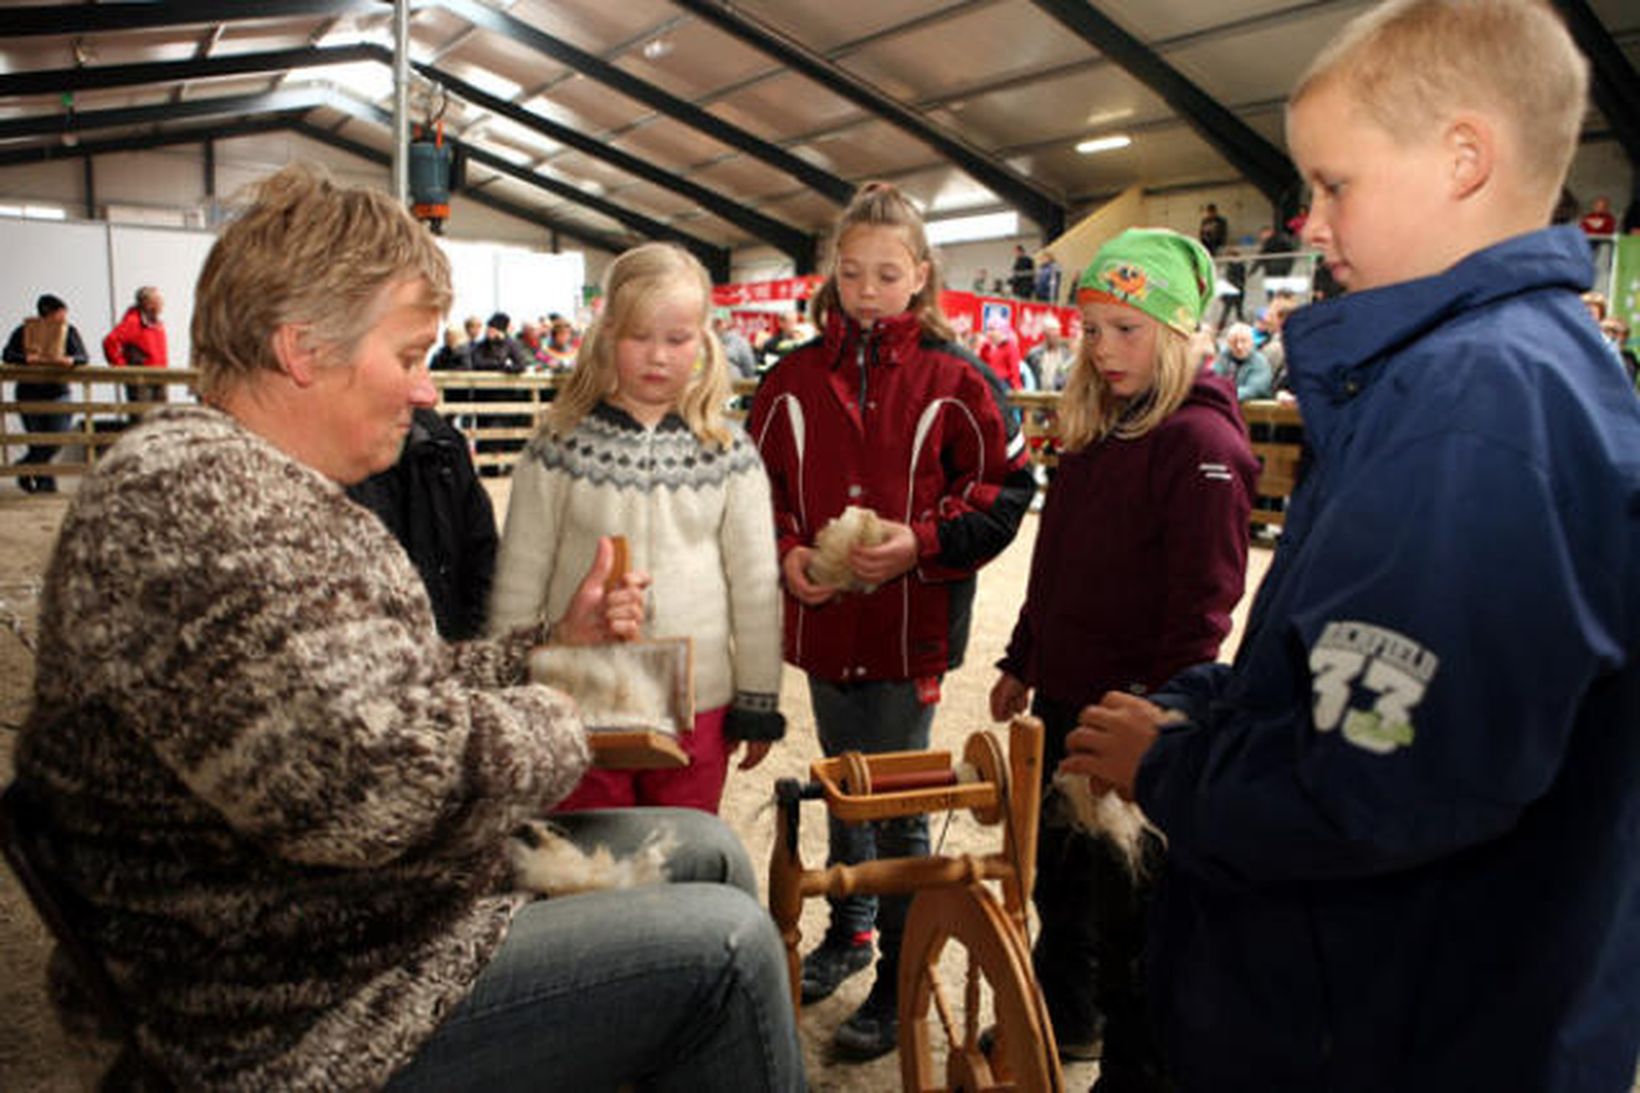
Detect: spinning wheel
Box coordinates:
(768, 716, 1063, 1093)
(900, 884, 1058, 1093)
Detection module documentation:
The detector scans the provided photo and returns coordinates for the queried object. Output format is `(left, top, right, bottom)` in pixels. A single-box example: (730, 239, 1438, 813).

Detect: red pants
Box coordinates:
(553, 706, 732, 814)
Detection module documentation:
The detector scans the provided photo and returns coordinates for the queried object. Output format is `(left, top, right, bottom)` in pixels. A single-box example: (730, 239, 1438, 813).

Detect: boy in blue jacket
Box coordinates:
(1063, 2, 1640, 1090)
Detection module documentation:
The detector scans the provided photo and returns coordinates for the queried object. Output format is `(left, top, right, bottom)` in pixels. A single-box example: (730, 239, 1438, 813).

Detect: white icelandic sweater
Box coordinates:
(490, 402, 784, 739)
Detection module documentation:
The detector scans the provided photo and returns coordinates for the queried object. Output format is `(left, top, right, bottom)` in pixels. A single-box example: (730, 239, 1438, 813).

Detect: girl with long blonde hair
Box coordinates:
(491, 241, 784, 813)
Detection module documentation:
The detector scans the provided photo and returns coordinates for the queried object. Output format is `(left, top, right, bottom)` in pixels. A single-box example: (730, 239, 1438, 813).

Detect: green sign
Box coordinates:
(1614, 236, 1640, 358)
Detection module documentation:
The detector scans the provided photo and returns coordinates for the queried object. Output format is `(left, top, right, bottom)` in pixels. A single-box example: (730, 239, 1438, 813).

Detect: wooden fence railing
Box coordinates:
(3, 367, 1304, 526)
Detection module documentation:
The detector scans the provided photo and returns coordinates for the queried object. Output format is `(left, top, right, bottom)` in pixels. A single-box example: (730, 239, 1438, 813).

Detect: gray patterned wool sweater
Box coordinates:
(15, 405, 590, 1090)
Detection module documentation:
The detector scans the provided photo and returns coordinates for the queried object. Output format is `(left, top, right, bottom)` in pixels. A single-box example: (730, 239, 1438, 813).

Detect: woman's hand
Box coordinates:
(850, 520, 918, 585)
(552, 536, 653, 645)
(1057, 691, 1182, 800)
(989, 672, 1030, 722)
(782, 546, 837, 606)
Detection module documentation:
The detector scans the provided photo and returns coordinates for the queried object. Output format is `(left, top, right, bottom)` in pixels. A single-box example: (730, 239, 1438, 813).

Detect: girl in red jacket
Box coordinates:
(749, 182, 1034, 1060)
(991, 229, 1258, 1090)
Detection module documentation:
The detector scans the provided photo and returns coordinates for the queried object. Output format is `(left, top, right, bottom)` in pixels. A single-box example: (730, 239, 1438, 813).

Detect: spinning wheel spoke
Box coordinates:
(965, 949, 982, 1046)
(900, 884, 1060, 1093)
(928, 956, 961, 1045)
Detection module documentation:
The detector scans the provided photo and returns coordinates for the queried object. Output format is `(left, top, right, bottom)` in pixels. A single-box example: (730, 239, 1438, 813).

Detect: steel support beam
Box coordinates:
(0, 44, 382, 98)
(392, 0, 410, 203)
(0, 114, 298, 169)
(1028, 0, 1299, 213)
(0, 76, 731, 266)
(322, 95, 732, 276)
(288, 121, 645, 262)
(0, 88, 328, 142)
(4, 1, 378, 38)
(0, 92, 715, 268)
(669, 0, 1066, 237)
(1552, 0, 1640, 167)
(412, 61, 813, 267)
(433, 0, 853, 205)
(457, 143, 727, 273)
(460, 147, 734, 274)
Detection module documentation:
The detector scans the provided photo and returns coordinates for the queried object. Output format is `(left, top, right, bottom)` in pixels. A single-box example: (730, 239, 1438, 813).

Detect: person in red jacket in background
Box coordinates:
(1579, 194, 1619, 274)
(978, 313, 1025, 389)
(103, 285, 169, 414)
(1579, 194, 1616, 237)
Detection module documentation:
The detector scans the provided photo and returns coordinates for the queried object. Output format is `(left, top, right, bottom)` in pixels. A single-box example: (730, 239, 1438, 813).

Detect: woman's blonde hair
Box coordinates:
(1056, 320, 1198, 450)
(192, 163, 450, 400)
(548, 242, 732, 449)
(809, 181, 954, 342)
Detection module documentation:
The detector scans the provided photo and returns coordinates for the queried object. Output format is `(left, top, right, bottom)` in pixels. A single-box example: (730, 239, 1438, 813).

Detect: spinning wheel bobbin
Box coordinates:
(962, 731, 1007, 826)
(839, 750, 875, 797)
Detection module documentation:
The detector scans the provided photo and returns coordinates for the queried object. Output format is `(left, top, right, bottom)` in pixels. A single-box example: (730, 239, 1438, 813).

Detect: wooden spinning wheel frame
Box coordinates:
(768, 716, 1064, 1093)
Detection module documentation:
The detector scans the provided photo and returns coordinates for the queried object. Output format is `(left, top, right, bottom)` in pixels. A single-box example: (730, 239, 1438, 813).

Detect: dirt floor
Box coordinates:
(0, 478, 1272, 1092)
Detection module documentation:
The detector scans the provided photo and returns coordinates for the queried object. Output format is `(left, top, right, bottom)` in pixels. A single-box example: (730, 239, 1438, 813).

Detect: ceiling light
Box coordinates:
(925, 210, 1019, 246)
(1075, 134, 1132, 155)
(1084, 107, 1133, 127)
(642, 38, 673, 61)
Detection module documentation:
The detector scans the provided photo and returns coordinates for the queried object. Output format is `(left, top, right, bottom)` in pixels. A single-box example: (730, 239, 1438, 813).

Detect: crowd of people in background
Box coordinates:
(7, 178, 1636, 499)
(431, 310, 587, 376)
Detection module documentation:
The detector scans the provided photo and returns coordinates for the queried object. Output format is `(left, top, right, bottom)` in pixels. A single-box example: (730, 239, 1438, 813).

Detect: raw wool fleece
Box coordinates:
(14, 405, 591, 1092)
(1050, 772, 1164, 878)
(508, 819, 676, 896)
(807, 505, 888, 592)
(528, 642, 682, 733)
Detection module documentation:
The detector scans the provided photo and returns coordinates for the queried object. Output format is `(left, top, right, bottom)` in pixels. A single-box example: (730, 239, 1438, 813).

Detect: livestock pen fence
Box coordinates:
(2, 367, 1304, 526)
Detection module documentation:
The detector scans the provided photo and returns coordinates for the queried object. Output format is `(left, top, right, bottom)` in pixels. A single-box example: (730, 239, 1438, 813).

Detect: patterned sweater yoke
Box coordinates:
(490, 403, 783, 732)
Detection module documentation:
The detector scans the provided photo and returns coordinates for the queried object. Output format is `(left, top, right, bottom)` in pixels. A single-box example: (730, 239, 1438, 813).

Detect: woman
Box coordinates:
(14, 164, 801, 1092)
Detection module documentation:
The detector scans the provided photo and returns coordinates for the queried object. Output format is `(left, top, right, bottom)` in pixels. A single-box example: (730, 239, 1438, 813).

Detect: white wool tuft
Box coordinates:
(1050, 771, 1164, 878)
(808, 505, 888, 592)
(508, 820, 677, 897)
(529, 644, 677, 733)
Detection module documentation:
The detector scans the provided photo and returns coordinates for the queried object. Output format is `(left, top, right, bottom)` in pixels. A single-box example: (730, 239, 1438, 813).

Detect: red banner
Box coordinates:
(712, 275, 826, 307)
(716, 280, 1080, 354)
(940, 291, 1079, 353)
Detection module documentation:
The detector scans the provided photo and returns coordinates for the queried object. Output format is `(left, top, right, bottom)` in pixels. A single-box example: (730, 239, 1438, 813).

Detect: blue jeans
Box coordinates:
(387, 808, 803, 1092)
(19, 409, 68, 488)
(809, 677, 936, 986)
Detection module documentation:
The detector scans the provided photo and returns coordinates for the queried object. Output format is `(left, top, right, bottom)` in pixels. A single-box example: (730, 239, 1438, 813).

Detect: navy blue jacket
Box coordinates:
(1138, 227, 1640, 1092)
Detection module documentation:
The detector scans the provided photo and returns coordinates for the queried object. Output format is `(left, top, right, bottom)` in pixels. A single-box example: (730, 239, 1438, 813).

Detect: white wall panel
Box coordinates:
(495, 247, 584, 327)
(438, 238, 500, 332)
(0, 218, 114, 336)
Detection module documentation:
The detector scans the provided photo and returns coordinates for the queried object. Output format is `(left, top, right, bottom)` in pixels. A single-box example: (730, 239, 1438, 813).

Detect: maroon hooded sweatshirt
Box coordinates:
(999, 371, 1258, 711)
